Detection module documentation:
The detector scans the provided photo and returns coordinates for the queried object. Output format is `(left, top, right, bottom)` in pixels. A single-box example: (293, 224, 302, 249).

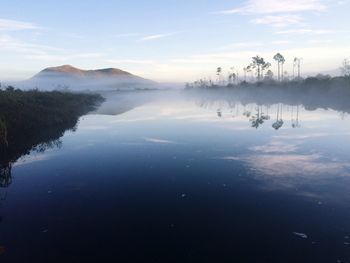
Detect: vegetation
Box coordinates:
(0, 87, 104, 183)
(186, 55, 350, 89)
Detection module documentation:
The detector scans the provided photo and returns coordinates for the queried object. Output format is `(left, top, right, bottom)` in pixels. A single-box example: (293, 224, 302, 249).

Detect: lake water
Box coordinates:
(1, 90, 350, 262)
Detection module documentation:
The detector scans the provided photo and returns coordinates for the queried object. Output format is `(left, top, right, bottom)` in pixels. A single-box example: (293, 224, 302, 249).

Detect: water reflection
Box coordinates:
(1, 90, 350, 262)
(188, 88, 350, 130)
(0, 164, 11, 188)
(191, 93, 350, 130)
(1, 120, 75, 187)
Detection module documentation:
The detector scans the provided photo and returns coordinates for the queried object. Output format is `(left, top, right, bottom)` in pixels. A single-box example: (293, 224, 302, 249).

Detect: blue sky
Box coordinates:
(1, 0, 349, 82)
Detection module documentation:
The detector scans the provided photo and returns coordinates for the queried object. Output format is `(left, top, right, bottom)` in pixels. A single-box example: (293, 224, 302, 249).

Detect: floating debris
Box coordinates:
(293, 232, 308, 239)
(181, 194, 186, 198)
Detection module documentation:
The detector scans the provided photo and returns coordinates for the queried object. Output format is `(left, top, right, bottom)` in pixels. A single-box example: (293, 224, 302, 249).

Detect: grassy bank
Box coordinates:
(0, 89, 104, 167)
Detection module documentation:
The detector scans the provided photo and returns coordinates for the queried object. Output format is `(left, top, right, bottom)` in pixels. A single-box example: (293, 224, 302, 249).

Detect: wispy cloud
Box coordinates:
(271, 40, 291, 45)
(0, 35, 63, 55)
(252, 14, 304, 27)
(114, 33, 140, 38)
(25, 52, 104, 61)
(139, 32, 176, 41)
(0, 18, 39, 31)
(105, 59, 155, 65)
(219, 42, 263, 50)
(218, 0, 327, 14)
(144, 138, 177, 144)
(275, 28, 330, 35)
(0, 35, 103, 61)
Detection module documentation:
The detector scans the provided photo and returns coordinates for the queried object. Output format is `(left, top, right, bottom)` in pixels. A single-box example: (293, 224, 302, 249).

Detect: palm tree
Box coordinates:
(273, 53, 285, 82)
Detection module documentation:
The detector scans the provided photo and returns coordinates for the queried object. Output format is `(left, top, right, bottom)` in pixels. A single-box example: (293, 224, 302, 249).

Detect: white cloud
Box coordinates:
(218, 0, 327, 14)
(105, 59, 155, 65)
(252, 14, 304, 27)
(272, 40, 291, 45)
(140, 33, 176, 41)
(0, 35, 63, 55)
(114, 33, 140, 38)
(219, 42, 263, 50)
(0, 18, 39, 31)
(275, 28, 330, 35)
(0, 35, 104, 62)
(144, 138, 177, 144)
(25, 53, 104, 61)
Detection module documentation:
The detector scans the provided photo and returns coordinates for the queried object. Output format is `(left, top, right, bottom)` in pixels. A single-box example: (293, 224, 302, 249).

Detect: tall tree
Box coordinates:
(293, 57, 302, 79)
(273, 53, 285, 81)
(250, 56, 271, 81)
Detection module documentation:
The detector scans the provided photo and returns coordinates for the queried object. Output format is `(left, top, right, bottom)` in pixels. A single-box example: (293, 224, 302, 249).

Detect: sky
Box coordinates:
(0, 0, 350, 82)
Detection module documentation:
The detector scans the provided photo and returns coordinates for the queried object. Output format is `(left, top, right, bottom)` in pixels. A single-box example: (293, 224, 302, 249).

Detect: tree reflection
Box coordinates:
(0, 117, 75, 189)
(291, 105, 301, 128)
(272, 104, 284, 130)
(193, 94, 312, 130)
(0, 164, 12, 188)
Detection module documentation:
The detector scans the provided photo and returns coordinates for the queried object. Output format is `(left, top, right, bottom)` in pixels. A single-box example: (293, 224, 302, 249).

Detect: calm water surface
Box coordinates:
(1, 90, 350, 262)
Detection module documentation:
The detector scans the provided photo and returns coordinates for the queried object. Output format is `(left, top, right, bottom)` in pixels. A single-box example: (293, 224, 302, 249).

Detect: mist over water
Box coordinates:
(1, 89, 350, 262)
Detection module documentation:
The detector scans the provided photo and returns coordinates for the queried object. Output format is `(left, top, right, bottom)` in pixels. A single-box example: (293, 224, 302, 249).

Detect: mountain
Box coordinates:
(20, 65, 157, 91)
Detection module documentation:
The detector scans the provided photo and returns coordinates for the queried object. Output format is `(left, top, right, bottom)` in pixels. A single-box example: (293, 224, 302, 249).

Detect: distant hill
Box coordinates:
(19, 65, 157, 91)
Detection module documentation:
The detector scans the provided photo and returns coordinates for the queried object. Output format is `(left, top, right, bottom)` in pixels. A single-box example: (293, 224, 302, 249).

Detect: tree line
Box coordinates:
(186, 54, 350, 89)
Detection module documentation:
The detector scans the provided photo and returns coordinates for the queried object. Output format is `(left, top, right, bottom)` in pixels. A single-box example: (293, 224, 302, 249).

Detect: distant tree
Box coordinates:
(243, 65, 253, 82)
(228, 73, 237, 84)
(293, 57, 302, 79)
(5, 86, 15, 92)
(340, 58, 350, 77)
(250, 56, 271, 81)
(315, 74, 331, 80)
(216, 67, 223, 85)
(273, 53, 285, 81)
(243, 67, 248, 82)
(264, 70, 274, 81)
(228, 67, 238, 84)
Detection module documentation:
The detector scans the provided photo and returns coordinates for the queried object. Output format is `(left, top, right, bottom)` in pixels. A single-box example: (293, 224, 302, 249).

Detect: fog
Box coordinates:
(14, 72, 160, 92)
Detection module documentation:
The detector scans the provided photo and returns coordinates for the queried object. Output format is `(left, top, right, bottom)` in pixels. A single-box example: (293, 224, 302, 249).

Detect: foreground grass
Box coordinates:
(0, 89, 104, 167)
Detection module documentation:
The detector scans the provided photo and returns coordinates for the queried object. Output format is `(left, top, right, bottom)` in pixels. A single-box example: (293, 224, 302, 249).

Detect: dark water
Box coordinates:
(1, 90, 350, 262)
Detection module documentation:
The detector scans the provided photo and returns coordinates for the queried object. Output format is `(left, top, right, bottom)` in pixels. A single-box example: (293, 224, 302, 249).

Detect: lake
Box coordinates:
(1, 89, 350, 262)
